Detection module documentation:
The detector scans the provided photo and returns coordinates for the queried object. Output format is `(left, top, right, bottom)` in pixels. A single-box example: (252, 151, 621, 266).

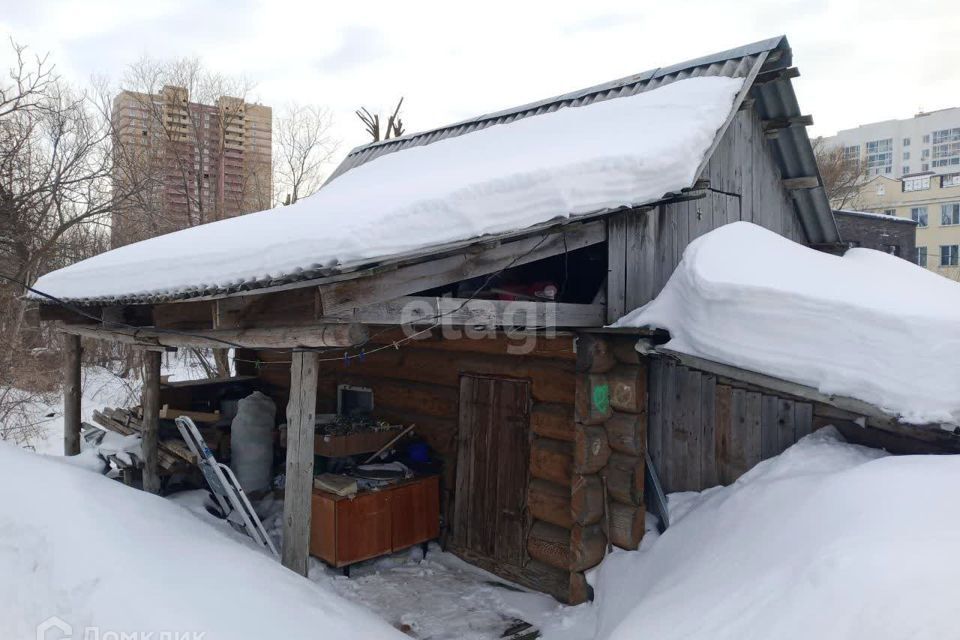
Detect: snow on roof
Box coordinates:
(613, 221, 960, 425)
(31, 76, 743, 304)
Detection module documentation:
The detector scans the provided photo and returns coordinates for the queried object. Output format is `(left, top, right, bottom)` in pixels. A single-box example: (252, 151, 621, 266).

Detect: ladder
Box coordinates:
(175, 415, 279, 558)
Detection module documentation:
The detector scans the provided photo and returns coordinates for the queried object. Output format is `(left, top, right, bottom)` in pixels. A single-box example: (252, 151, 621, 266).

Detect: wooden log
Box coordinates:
(60, 323, 367, 349)
(528, 479, 575, 529)
(604, 452, 644, 505)
(282, 351, 320, 576)
(608, 364, 648, 414)
(571, 474, 605, 526)
(451, 546, 592, 604)
(612, 337, 644, 364)
(63, 333, 82, 456)
(530, 438, 573, 486)
(575, 373, 612, 425)
(366, 329, 577, 361)
(527, 520, 607, 572)
(141, 350, 162, 494)
(604, 412, 646, 456)
(573, 424, 611, 474)
(576, 334, 616, 373)
(608, 501, 645, 550)
(531, 403, 575, 442)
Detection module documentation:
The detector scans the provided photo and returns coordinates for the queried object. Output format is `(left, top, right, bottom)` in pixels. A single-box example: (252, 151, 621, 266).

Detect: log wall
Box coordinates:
(253, 330, 591, 602)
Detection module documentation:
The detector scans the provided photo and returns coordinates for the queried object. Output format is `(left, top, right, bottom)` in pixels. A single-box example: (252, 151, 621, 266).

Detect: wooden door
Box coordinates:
(453, 375, 531, 567)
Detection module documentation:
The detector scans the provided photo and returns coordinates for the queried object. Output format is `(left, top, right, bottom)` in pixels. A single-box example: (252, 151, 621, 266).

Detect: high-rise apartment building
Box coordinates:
(821, 107, 960, 179)
(111, 86, 272, 247)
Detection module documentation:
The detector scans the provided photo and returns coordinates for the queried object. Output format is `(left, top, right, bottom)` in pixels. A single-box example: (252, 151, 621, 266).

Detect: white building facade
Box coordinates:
(822, 107, 960, 179)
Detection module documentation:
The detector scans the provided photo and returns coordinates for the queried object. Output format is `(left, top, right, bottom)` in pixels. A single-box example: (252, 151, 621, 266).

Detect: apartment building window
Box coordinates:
(916, 246, 927, 267)
(932, 128, 960, 168)
(904, 175, 930, 192)
(883, 208, 896, 216)
(942, 203, 960, 226)
(923, 134, 931, 143)
(922, 148, 930, 159)
(942, 173, 960, 188)
(922, 163, 930, 172)
(902, 166, 910, 175)
(911, 207, 928, 226)
(903, 151, 910, 160)
(940, 245, 959, 267)
(903, 137, 911, 146)
(843, 145, 860, 163)
(865, 138, 893, 173)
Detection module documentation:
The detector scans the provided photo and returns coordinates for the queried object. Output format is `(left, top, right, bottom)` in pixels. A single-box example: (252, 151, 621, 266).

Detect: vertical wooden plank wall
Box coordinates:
(648, 357, 815, 494)
(605, 104, 810, 320)
(141, 350, 162, 494)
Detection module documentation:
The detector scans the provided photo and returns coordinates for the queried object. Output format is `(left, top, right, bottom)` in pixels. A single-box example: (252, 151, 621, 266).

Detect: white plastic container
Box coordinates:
(230, 391, 276, 493)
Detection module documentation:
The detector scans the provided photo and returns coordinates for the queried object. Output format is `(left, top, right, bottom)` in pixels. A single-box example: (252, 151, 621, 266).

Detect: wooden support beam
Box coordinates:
(325, 296, 604, 328)
(58, 323, 367, 349)
(141, 350, 162, 494)
(316, 220, 606, 314)
(761, 114, 814, 132)
(754, 66, 800, 85)
(782, 176, 821, 190)
(282, 351, 320, 576)
(63, 334, 82, 456)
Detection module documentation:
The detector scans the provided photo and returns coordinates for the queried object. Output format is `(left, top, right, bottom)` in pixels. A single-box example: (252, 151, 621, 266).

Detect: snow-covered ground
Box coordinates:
(615, 221, 960, 425)
(0, 442, 404, 640)
(33, 76, 743, 303)
(557, 427, 960, 640)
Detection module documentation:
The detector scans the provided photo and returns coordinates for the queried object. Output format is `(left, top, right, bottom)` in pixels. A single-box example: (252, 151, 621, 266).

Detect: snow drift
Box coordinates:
(584, 428, 960, 640)
(32, 76, 743, 302)
(614, 222, 960, 425)
(0, 443, 404, 640)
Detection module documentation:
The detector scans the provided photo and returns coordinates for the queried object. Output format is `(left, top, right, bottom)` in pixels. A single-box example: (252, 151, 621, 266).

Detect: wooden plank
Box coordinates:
(453, 376, 476, 549)
(63, 334, 82, 456)
(606, 213, 628, 324)
(671, 367, 702, 492)
(700, 374, 718, 488)
(647, 358, 663, 475)
(494, 378, 530, 566)
(658, 360, 677, 492)
(777, 398, 796, 454)
(760, 394, 779, 460)
(282, 351, 320, 576)
(795, 402, 813, 440)
(742, 392, 763, 474)
(319, 220, 606, 314)
(141, 350, 162, 494)
(326, 296, 604, 328)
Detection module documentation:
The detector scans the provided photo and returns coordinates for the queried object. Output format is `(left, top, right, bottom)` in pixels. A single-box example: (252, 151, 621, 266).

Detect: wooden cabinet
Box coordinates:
(310, 475, 440, 568)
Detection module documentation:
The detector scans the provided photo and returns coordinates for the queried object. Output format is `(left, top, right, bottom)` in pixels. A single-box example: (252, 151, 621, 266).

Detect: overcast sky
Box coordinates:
(2, 0, 957, 166)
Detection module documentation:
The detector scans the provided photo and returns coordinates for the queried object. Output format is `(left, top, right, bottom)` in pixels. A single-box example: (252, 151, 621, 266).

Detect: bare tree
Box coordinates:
(813, 136, 868, 210)
(356, 97, 405, 143)
(274, 103, 339, 205)
(0, 41, 151, 444)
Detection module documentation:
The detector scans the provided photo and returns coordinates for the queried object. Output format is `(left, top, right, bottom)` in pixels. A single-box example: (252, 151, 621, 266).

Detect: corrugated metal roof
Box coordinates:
(39, 36, 839, 307)
(329, 35, 838, 246)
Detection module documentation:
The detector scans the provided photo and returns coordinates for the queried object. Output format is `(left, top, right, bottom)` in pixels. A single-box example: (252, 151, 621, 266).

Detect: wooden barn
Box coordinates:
(36, 36, 945, 606)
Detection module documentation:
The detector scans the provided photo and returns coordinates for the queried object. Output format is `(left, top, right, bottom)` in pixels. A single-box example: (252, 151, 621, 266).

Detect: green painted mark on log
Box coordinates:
(592, 384, 610, 413)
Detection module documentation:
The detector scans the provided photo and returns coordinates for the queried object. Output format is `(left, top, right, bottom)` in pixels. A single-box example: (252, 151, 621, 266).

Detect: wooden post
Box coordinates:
(141, 350, 162, 494)
(282, 351, 319, 575)
(63, 333, 82, 456)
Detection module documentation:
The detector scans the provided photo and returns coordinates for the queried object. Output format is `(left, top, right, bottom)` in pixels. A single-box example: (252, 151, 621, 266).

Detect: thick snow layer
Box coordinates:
(0, 443, 404, 640)
(32, 76, 743, 302)
(575, 428, 960, 640)
(614, 222, 960, 424)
